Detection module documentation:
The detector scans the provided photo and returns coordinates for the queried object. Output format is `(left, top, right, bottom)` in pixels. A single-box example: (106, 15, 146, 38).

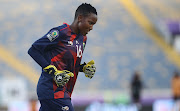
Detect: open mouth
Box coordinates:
(86, 30, 90, 34)
(83, 29, 90, 35)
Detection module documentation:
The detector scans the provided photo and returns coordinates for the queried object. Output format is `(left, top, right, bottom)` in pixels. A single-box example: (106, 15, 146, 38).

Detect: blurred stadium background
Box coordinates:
(0, 0, 180, 111)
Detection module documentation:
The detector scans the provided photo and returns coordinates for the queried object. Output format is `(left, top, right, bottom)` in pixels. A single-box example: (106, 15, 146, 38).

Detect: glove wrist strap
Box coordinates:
(79, 62, 86, 72)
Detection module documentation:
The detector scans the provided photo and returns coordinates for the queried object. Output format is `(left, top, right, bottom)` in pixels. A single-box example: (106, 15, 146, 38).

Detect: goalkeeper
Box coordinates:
(28, 3, 97, 111)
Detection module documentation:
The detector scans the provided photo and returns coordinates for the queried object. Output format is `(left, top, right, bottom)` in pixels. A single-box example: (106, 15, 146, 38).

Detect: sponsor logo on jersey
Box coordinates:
(47, 30, 59, 42)
(67, 41, 73, 46)
(62, 106, 69, 111)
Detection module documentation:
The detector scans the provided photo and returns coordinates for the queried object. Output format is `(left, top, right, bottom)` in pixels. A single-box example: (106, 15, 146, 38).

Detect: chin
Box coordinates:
(83, 33, 87, 36)
(80, 32, 87, 36)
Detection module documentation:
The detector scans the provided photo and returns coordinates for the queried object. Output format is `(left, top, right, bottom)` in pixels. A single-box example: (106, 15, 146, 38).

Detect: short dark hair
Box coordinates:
(75, 3, 97, 19)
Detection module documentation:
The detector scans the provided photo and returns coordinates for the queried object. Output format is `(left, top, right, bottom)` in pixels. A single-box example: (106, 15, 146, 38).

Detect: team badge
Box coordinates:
(47, 30, 59, 42)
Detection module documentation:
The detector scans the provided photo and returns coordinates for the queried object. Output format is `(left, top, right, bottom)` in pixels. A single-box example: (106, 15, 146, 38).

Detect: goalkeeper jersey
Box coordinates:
(28, 23, 87, 100)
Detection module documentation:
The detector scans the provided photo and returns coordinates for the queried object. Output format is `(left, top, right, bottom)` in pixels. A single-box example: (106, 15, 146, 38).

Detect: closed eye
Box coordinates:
(89, 21, 95, 25)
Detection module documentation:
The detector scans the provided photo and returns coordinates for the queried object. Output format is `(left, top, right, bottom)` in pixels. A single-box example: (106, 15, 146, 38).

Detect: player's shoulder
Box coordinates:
(52, 23, 70, 35)
(47, 23, 70, 38)
(50, 23, 69, 32)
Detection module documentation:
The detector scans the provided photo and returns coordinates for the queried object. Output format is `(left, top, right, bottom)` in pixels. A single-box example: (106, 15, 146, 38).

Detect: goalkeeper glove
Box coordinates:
(43, 65, 57, 75)
(83, 60, 96, 79)
(54, 70, 74, 87)
(43, 65, 74, 87)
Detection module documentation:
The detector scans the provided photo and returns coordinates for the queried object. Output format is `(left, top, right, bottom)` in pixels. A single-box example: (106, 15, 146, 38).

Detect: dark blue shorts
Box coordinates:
(39, 98, 74, 111)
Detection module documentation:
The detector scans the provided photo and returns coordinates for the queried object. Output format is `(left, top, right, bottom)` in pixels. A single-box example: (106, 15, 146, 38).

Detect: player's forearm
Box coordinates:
(28, 46, 49, 68)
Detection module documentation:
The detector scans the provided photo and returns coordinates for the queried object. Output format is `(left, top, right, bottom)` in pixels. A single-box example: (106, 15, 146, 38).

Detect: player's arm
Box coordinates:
(28, 28, 60, 68)
(28, 47, 74, 87)
(28, 46, 49, 68)
(28, 28, 74, 86)
(79, 60, 96, 79)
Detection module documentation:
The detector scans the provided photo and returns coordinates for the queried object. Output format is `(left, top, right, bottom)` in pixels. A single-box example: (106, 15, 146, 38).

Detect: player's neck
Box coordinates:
(70, 22, 79, 35)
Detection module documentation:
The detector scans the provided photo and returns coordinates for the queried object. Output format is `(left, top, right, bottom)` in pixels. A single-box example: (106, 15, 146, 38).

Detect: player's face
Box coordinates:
(78, 13, 97, 36)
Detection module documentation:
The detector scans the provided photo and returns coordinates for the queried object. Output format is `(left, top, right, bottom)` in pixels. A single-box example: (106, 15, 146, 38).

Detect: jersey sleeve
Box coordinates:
(32, 28, 61, 52)
(28, 28, 61, 68)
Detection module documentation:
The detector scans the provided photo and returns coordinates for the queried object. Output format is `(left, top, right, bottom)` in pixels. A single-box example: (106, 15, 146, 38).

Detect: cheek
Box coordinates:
(78, 22, 82, 28)
(78, 22, 84, 30)
(78, 22, 87, 30)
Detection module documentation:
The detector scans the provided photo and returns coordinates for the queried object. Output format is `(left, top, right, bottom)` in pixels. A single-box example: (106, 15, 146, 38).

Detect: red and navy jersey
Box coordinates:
(28, 23, 87, 100)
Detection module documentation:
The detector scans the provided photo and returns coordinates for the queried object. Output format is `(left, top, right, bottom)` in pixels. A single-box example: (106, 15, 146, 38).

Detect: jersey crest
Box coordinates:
(47, 30, 59, 42)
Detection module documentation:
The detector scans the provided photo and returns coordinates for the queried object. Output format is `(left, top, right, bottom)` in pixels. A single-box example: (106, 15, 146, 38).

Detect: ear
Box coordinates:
(77, 15, 83, 23)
